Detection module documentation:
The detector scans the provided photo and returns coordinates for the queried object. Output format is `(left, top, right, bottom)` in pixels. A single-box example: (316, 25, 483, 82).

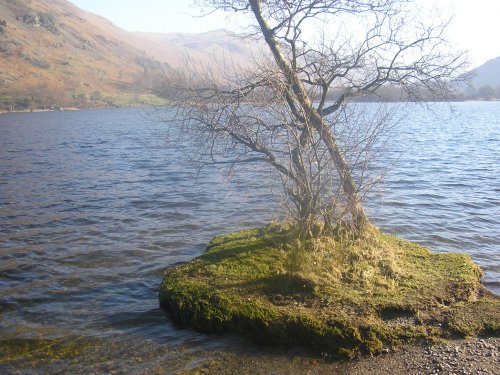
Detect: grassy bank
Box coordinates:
(0, 93, 169, 114)
(160, 224, 500, 358)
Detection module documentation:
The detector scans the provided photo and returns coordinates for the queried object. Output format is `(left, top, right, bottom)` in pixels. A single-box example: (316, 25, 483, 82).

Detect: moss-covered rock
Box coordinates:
(159, 224, 500, 357)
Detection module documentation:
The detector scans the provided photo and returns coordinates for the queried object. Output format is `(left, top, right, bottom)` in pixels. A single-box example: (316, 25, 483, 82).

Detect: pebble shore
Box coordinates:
(194, 338, 499, 375)
(405, 338, 499, 375)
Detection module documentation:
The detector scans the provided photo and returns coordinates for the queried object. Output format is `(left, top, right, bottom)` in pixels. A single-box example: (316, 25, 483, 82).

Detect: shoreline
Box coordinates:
(0, 334, 497, 373)
(0, 107, 81, 115)
(1, 100, 499, 115)
(196, 337, 499, 375)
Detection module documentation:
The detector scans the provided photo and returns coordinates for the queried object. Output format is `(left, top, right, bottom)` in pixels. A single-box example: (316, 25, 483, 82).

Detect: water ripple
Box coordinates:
(0, 104, 498, 366)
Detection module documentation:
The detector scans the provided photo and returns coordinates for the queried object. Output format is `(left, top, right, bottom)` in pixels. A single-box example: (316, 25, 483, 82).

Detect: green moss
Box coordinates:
(0, 337, 92, 367)
(159, 224, 500, 357)
(446, 296, 500, 336)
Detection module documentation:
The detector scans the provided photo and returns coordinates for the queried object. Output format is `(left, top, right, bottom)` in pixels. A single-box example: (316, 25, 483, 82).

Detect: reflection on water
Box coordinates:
(0, 103, 498, 372)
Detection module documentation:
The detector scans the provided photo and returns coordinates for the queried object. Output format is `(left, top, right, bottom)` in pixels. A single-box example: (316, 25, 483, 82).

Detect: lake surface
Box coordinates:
(0, 103, 498, 373)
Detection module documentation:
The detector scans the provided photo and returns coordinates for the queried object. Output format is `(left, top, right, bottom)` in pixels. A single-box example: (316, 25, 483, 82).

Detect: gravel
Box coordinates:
(188, 337, 499, 375)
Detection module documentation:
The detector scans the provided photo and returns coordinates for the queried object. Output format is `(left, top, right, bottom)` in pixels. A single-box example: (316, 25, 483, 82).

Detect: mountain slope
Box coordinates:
(468, 56, 500, 89)
(135, 29, 263, 70)
(0, 0, 171, 108)
(0, 0, 260, 110)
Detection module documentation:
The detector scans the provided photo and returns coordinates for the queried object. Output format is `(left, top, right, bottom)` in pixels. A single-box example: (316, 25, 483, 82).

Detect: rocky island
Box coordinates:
(159, 223, 500, 358)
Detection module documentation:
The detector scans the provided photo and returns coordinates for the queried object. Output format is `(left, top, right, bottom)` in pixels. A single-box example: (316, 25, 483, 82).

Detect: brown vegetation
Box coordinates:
(0, 0, 260, 110)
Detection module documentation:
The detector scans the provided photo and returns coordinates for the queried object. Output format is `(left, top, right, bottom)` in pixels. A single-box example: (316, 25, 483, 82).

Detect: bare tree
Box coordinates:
(164, 0, 466, 237)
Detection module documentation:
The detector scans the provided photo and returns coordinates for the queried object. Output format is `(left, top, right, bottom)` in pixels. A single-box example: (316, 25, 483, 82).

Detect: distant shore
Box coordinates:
(0, 107, 81, 115)
(2, 99, 499, 115)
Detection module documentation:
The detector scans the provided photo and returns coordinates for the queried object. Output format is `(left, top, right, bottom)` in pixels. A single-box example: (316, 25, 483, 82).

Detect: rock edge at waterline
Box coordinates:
(159, 224, 500, 357)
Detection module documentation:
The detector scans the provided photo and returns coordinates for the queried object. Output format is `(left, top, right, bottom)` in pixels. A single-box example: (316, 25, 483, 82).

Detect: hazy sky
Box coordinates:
(69, 0, 499, 68)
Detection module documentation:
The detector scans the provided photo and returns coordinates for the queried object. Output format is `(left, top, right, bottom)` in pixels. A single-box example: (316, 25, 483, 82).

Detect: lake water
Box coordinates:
(0, 103, 498, 373)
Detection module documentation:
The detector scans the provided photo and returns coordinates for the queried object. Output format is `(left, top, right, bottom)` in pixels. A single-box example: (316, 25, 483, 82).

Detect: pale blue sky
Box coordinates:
(69, 0, 499, 67)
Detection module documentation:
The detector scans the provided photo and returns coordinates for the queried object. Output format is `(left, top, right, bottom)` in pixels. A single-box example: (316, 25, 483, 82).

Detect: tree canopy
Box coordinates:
(166, 0, 466, 237)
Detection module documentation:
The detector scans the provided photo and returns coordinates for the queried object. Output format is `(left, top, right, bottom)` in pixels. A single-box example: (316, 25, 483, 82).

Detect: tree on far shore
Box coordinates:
(477, 85, 495, 100)
(165, 0, 467, 237)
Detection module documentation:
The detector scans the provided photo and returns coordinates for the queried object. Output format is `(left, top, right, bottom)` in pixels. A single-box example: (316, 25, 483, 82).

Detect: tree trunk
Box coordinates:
(249, 0, 368, 232)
